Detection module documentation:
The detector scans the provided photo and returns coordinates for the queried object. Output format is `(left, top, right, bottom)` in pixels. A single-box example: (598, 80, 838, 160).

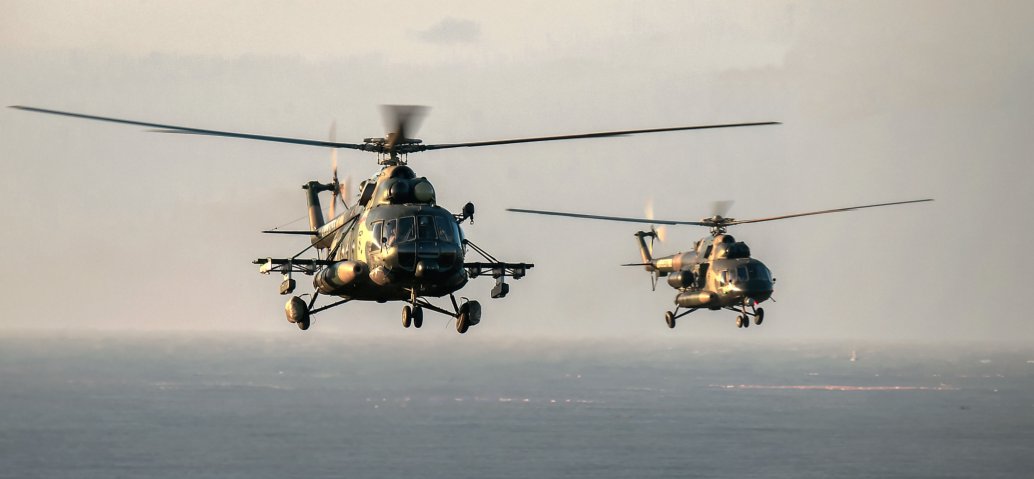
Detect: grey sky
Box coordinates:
(1, 1, 1031, 342)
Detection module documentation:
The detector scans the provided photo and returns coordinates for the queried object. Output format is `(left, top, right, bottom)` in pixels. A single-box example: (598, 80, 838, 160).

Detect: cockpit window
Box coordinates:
(417, 215, 436, 240)
(383, 219, 397, 247)
(434, 217, 456, 242)
(370, 221, 383, 251)
(744, 264, 769, 280)
(396, 216, 415, 243)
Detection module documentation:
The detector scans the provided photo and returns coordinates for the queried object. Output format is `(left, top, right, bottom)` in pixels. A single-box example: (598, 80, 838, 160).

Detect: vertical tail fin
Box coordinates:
(634, 230, 656, 270)
(303, 181, 332, 231)
(634, 230, 659, 291)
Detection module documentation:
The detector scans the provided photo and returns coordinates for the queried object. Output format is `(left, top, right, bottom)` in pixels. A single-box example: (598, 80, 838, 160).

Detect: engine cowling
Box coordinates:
(667, 271, 694, 289)
(314, 261, 367, 294)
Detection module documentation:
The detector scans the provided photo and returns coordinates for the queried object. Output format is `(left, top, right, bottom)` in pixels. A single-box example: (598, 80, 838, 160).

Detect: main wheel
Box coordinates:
(402, 305, 413, 328)
(735, 315, 744, 328)
(456, 313, 470, 334)
(456, 302, 470, 334)
(754, 308, 764, 326)
(665, 311, 676, 329)
(741, 315, 750, 328)
(413, 306, 423, 329)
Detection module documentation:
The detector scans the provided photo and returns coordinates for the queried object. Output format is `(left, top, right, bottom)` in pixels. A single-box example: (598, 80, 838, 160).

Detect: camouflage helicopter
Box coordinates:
(508, 198, 931, 329)
(11, 105, 777, 333)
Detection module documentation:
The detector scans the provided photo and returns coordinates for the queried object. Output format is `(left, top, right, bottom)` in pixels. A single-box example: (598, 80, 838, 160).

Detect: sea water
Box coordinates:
(1, 333, 1031, 478)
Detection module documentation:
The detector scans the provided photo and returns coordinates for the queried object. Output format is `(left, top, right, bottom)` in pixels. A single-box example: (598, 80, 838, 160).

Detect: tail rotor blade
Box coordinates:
(328, 120, 339, 218)
(645, 198, 666, 243)
(340, 174, 352, 209)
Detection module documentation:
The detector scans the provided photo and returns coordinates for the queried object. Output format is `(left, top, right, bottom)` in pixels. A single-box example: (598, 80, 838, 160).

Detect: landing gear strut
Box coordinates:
(283, 292, 352, 332)
(663, 306, 698, 329)
(412, 294, 481, 334)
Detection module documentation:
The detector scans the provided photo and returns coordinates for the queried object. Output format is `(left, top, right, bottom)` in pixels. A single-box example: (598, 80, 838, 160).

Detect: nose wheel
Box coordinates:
(404, 294, 480, 334)
(735, 315, 750, 328)
(729, 302, 765, 329)
(401, 305, 425, 329)
(402, 305, 413, 328)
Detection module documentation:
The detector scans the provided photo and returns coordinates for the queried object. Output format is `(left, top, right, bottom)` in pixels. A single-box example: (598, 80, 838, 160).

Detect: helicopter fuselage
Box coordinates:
(324, 203, 469, 301)
(309, 166, 470, 302)
(646, 234, 774, 309)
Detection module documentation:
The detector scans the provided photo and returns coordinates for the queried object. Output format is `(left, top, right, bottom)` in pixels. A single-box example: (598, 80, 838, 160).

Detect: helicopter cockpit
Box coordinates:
(369, 213, 461, 249)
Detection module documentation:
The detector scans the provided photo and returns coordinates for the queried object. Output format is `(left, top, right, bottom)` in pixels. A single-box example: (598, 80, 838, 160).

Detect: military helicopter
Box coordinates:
(11, 104, 778, 333)
(508, 198, 932, 329)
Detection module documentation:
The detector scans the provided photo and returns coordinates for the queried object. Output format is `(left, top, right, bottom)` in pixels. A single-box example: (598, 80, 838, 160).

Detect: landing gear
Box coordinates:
(402, 305, 413, 328)
(727, 301, 765, 329)
(456, 300, 482, 334)
(457, 312, 469, 334)
(285, 296, 311, 331)
(664, 306, 698, 329)
(413, 306, 423, 328)
(736, 315, 750, 329)
(409, 294, 481, 334)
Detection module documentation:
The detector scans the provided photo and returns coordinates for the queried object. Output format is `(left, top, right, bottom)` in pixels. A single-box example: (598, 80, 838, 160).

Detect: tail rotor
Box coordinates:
(644, 198, 668, 252)
(327, 121, 350, 218)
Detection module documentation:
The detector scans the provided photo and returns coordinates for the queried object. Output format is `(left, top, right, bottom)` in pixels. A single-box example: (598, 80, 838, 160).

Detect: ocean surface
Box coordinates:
(1, 332, 1031, 478)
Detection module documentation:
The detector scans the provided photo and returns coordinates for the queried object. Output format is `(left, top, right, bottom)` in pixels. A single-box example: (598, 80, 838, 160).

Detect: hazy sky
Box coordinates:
(1, 0, 1031, 342)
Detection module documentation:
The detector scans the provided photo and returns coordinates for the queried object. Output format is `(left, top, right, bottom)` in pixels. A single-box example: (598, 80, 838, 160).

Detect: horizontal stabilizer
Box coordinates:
(261, 230, 319, 235)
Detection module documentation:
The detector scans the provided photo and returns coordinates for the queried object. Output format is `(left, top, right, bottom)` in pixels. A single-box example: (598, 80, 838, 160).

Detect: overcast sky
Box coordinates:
(1, 0, 1031, 342)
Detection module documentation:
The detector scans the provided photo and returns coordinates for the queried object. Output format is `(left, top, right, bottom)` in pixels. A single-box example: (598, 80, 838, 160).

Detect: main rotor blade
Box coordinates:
(726, 198, 934, 226)
(421, 121, 780, 151)
(507, 208, 709, 226)
(9, 106, 366, 150)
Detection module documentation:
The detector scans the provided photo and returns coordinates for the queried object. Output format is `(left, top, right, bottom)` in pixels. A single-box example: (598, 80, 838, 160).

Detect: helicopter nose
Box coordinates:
(744, 279, 773, 302)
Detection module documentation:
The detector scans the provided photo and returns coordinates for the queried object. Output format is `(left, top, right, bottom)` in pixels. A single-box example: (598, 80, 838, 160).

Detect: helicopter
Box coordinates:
(11, 104, 779, 333)
(508, 198, 932, 330)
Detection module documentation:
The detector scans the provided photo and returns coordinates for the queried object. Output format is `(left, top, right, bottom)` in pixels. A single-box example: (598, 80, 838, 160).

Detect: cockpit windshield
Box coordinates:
(417, 215, 436, 240)
(386, 215, 458, 244)
(434, 217, 458, 243)
(743, 263, 770, 281)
